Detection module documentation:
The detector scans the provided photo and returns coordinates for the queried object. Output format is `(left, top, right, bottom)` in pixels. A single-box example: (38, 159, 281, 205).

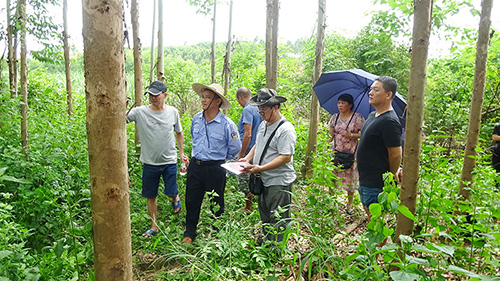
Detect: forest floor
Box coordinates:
(132, 185, 371, 281)
(130, 184, 499, 280)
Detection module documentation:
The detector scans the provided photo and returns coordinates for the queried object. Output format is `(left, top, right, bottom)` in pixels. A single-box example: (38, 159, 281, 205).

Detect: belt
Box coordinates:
(192, 157, 225, 166)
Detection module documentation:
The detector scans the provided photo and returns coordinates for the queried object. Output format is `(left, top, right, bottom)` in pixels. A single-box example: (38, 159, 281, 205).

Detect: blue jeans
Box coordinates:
(142, 163, 178, 198)
(358, 185, 383, 208)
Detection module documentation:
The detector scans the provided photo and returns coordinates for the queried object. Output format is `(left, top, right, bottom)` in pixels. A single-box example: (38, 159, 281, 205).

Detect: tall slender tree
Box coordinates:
(82, 0, 132, 279)
(157, 0, 164, 81)
(210, 0, 217, 83)
(131, 0, 143, 153)
(457, 0, 493, 201)
(222, 0, 233, 98)
(393, 0, 433, 246)
(19, 0, 28, 154)
(266, 0, 274, 88)
(270, 0, 279, 89)
(63, 0, 73, 116)
(7, 0, 18, 99)
(149, 0, 156, 84)
(302, 0, 326, 178)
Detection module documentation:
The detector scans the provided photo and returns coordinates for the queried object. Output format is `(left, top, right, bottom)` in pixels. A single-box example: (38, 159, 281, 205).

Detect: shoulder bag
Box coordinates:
(332, 113, 356, 170)
(249, 120, 286, 195)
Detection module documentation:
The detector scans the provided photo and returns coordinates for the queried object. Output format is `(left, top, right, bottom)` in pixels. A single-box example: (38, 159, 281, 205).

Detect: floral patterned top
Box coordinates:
(328, 112, 365, 192)
(329, 112, 365, 154)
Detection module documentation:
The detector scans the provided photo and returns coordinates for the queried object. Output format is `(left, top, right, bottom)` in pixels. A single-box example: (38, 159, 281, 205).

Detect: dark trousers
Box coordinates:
(184, 159, 226, 239)
(258, 184, 292, 243)
(493, 154, 500, 187)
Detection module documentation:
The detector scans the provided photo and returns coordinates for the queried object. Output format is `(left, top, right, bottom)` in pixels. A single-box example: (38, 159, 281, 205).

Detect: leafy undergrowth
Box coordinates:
(1, 71, 499, 280)
(128, 164, 500, 281)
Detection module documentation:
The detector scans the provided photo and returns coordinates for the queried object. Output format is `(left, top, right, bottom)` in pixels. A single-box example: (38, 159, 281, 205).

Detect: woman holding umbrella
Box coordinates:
(327, 93, 365, 214)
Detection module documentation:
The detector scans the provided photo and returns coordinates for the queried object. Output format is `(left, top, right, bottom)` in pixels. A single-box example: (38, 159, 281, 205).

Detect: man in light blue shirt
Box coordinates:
(236, 87, 262, 211)
(182, 83, 241, 245)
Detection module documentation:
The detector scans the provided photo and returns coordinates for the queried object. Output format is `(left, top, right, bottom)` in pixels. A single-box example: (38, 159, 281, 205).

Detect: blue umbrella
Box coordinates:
(313, 69, 407, 127)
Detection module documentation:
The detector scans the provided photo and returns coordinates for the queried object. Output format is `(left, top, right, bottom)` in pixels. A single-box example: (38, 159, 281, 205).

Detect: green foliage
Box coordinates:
(0, 70, 91, 280)
(187, 0, 216, 16)
(3, 1, 500, 277)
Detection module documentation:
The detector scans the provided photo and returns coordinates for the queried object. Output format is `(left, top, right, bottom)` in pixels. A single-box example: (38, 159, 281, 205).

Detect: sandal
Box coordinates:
(142, 229, 158, 238)
(172, 199, 182, 214)
(182, 236, 192, 245)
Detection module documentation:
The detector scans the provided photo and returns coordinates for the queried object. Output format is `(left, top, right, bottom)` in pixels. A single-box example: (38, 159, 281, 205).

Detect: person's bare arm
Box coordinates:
(239, 123, 253, 159)
(176, 131, 188, 166)
(328, 126, 334, 142)
(239, 145, 256, 164)
(387, 146, 402, 175)
(245, 154, 292, 174)
(493, 133, 500, 141)
(341, 131, 361, 140)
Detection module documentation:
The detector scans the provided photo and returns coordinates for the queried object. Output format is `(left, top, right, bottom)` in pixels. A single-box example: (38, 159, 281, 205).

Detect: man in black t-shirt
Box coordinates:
(357, 76, 402, 218)
(492, 124, 500, 178)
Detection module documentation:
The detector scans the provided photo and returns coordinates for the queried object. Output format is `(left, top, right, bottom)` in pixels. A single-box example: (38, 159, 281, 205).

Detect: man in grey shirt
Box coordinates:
(127, 81, 186, 238)
(239, 88, 296, 245)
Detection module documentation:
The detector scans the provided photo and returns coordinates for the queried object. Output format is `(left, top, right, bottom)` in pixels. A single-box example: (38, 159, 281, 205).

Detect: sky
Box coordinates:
(61, 0, 375, 49)
(1, 0, 499, 54)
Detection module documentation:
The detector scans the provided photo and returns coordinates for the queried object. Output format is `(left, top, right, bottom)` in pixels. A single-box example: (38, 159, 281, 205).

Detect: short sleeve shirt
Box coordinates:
(494, 125, 500, 141)
(356, 110, 402, 188)
(127, 105, 182, 165)
(238, 103, 263, 154)
(191, 111, 241, 161)
(253, 116, 297, 186)
(328, 112, 365, 154)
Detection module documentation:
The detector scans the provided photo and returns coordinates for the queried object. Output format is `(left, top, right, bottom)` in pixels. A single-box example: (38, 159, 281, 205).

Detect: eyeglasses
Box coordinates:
(258, 107, 272, 115)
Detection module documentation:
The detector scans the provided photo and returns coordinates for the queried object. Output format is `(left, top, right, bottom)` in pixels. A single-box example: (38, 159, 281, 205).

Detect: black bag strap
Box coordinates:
(257, 120, 286, 165)
(333, 113, 358, 154)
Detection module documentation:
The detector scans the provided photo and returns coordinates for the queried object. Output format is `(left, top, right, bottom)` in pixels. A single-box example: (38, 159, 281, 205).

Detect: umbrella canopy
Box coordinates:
(313, 69, 407, 127)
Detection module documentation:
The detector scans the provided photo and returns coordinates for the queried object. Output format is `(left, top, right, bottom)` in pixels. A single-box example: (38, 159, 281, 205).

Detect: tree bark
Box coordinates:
(7, 0, 18, 99)
(149, 0, 156, 84)
(19, 0, 28, 154)
(156, 0, 164, 81)
(265, 0, 273, 88)
(82, 0, 132, 279)
(131, 0, 143, 154)
(222, 0, 233, 100)
(457, 0, 493, 201)
(302, 0, 326, 178)
(210, 1, 217, 83)
(393, 0, 433, 246)
(63, 0, 73, 116)
(270, 0, 279, 90)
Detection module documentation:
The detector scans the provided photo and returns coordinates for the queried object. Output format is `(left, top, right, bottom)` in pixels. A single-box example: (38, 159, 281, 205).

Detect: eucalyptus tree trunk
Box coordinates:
(82, 0, 132, 279)
(302, 0, 326, 179)
(393, 0, 433, 246)
(210, 1, 217, 83)
(156, 0, 164, 81)
(63, 0, 73, 116)
(19, 0, 28, 154)
(222, 0, 233, 99)
(131, 0, 143, 154)
(457, 0, 493, 201)
(149, 0, 156, 84)
(270, 0, 279, 90)
(7, 0, 18, 99)
(265, 0, 273, 88)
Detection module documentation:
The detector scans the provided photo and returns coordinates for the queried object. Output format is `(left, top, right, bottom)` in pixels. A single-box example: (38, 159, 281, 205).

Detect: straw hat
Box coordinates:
(192, 83, 231, 110)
